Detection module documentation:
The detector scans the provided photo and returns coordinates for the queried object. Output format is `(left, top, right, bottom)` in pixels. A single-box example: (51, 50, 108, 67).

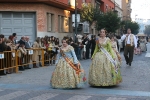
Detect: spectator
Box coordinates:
(0, 34, 7, 75)
(18, 40, 27, 71)
(25, 36, 32, 49)
(82, 34, 90, 59)
(12, 33, 18, 44)
(32, 38, 40, 68)
(24, 36, 32, 69)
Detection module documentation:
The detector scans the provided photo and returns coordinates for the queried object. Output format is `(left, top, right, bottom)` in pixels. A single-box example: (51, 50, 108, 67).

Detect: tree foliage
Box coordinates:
(96, 11, 121, 33)
(80, 3, 101, 25)
(121, 20, 140, 34)
(144, 25, 150, 35)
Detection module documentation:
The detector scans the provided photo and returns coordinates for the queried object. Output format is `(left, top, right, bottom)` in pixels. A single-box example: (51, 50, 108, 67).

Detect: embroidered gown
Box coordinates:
(140, 39, 147, 52)
(88, 38, 122, 86)
(50, 45, 86, 89)
(111, 41, 122, 67)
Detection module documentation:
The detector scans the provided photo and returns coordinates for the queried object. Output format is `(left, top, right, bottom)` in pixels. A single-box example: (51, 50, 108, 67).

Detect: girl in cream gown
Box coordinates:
(89, 29, 122, 86)
(50, 38, 86, 89)
(110, 36, 122, 67)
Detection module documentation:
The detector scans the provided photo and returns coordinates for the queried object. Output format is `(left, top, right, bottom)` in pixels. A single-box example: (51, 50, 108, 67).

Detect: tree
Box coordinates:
(80, 3, 101, 25)
(121, 20, 139, 34)
(144, 25, 150, 35)
(96, 11, 121, 33)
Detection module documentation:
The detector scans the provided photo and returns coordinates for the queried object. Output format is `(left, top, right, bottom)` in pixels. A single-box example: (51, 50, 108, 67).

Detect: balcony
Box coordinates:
(0, 0, 75, 11)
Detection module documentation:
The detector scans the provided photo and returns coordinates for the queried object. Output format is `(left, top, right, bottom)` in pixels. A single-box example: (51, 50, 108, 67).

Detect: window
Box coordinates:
(58, 15, 70, 33)
(83, 22, 89, 33)
(47, 13, 54, 32)
(82, 0, 86, 3)
(106, 4, 108, 12)
(63, 17, 69, 32)
(58, 15, 64, 32)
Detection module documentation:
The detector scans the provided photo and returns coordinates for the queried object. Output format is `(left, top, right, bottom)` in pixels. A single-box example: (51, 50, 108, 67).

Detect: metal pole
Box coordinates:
(75, 0, 77, 43)
(114, 0, 115, 10)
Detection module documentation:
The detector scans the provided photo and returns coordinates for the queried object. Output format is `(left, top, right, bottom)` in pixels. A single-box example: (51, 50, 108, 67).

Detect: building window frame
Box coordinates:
(58, 15, 70, 33)
(47, 13, 54, 32)
(83, 22, 89, 33)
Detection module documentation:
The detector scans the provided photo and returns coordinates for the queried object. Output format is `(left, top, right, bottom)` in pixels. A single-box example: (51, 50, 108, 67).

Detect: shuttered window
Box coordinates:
(47, 13, 54, 32)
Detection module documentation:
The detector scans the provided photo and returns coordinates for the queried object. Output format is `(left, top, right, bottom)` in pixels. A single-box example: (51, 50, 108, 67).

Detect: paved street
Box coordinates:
(0, 43, 150, 100)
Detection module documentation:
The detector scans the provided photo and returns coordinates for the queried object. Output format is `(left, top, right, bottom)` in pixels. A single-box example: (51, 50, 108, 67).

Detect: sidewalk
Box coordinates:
(0, 47, 150, 99)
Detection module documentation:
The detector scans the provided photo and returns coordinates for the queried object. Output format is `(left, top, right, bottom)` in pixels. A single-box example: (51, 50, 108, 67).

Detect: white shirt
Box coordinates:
(121, 34, 137, 48)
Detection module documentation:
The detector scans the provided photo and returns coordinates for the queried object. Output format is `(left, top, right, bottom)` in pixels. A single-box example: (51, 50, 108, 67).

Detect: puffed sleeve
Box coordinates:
(91, 42, 99, 58)
(107, 39, 115, 59)
(55, 49, 62, 65)
(70, 46, 78, 64)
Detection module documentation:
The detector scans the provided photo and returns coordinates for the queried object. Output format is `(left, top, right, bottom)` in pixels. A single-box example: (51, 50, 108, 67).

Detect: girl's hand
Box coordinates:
(74, 64, 78, 68)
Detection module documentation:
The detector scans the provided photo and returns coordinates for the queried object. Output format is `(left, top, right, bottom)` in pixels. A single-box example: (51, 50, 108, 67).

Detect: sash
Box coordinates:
(60, 48, 81, 75)
(98, 44, 118, 74)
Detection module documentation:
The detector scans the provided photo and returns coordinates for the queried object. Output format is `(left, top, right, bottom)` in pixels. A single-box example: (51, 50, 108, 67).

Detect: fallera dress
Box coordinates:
(111, 41, 122, 67)
(140, 39, 147, 52)
(50, 45, 86, 89)
(88, 38, 122, 86)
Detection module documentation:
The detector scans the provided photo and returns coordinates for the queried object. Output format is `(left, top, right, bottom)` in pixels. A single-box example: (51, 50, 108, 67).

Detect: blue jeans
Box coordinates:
(76, 47, 81, 60)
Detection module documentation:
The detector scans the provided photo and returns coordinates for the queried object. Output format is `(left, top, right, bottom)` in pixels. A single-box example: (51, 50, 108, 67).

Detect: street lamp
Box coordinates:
(75, 0, 77, 43)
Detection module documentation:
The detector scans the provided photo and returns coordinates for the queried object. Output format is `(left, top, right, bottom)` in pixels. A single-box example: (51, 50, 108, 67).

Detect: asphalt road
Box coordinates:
(0, 43, 150, 100)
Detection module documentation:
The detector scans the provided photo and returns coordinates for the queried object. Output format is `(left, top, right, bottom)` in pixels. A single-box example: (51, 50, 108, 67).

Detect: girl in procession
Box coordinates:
(50, 37, 86, 89)
(110, 35, 122, 67)
(88, 29, 122, 86)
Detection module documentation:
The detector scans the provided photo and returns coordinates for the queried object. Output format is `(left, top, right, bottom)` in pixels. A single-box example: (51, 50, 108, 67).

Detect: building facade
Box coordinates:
(85, 0, 115, 35)
(100, 0, 115, 13)
(0, 0, 91, 42)
(122, 0, 132, 20)
(115, 0, 123, 19)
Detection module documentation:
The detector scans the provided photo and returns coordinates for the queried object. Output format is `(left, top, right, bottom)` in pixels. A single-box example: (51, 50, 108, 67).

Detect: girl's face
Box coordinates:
(111, 37, 115, 41)
(100, 29, 106, 37)
(62, 40, 68, 47)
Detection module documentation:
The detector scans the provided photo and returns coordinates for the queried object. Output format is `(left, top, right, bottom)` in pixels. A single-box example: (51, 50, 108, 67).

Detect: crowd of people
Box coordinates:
(0, 33, 60, 75)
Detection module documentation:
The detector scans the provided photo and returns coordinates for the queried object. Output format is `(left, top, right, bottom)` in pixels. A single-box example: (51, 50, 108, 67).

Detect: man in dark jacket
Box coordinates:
(82, 34, 90, 59)
(0, 34, 7, 75)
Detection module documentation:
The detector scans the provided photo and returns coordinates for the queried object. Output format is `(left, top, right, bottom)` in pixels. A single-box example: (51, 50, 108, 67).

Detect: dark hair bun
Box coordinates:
(62, 36, 70, 44)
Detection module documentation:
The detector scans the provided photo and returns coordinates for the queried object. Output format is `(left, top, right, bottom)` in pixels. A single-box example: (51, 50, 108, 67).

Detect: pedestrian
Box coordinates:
(82, 34, 90, 59)
(50, 37, 86, 89)
(121, 28, 137, 66)
(90, 35, 96, 57)
(134, 39, 141, 55)
(88, 29, 122, 86)
(139, 36, 147, 52)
